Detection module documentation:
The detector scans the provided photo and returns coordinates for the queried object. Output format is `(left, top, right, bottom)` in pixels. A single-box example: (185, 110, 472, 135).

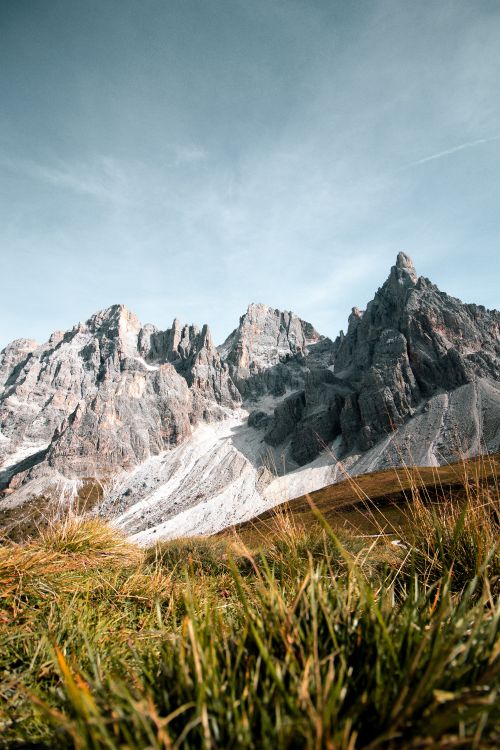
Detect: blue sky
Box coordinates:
(1, 0, 499, 348)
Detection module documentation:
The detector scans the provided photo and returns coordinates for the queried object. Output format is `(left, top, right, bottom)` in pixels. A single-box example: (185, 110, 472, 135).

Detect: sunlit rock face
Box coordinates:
(218, 302, 332, 399)
(0, 304, 240, 485)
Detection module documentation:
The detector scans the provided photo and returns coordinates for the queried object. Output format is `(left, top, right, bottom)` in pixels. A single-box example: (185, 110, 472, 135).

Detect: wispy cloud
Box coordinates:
(404, 134, 500, 169)
(0, 154, 129, 203)
(172, 144, 208, 165)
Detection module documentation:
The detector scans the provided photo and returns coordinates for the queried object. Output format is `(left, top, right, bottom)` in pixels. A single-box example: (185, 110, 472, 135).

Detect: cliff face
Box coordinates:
(244, 253, 499, 466)
(0, 305, 240, 486)
(333, 252, 499, 451)
(1, 254, 499, 541)
(219, 302, 331, 399)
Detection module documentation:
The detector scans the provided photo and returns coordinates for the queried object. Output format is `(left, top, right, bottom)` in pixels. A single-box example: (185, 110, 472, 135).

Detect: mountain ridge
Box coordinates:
(1, 253, 499, 542)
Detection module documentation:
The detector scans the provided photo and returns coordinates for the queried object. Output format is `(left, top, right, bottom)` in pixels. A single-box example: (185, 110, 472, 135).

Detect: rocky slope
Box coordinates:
(0, 254, 498, 542)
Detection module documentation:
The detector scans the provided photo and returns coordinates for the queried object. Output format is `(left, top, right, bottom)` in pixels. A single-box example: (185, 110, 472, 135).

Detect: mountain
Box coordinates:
(1, 254, 499, 542)
(0, 306, 238, 478)
(247, 252, 500, 468)
(219, 302, 329, 398)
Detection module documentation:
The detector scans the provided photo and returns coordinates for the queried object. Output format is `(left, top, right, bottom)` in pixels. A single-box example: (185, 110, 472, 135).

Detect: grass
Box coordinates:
(233, 453, 500, 543)
(0, 459, 498, 749)
(0, 478, 104, 543)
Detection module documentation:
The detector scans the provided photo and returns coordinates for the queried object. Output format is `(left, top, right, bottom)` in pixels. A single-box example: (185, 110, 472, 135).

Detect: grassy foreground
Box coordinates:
(0, 464, 499, 749)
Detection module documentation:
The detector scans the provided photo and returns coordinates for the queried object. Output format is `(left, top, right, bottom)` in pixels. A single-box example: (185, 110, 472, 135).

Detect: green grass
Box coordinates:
(0, 465, 499, 749)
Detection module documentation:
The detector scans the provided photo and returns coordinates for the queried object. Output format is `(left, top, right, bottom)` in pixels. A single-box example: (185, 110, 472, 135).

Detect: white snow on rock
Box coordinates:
(132, 357, 160, 372)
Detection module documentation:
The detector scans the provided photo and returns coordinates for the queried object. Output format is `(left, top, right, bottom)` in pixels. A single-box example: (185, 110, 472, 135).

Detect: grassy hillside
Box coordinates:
(232, 453, 500, 543)
(0, 458, 499, 749)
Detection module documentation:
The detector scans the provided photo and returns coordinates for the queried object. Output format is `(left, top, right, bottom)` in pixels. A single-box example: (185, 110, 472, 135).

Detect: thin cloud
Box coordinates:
(404, 134, 500, 169)
(0, 154, 129, 203)
(173, 144, 208, 165)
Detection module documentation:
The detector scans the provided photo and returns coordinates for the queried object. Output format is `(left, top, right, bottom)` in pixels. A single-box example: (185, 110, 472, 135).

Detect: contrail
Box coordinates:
(404, 134, 500, 168)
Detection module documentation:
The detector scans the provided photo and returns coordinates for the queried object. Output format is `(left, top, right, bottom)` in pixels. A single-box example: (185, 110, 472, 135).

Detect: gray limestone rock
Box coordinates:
(219, 303, 329, 399)
(332, 252, 499, 450)
(0, 339, 38, 393)
(0, 304, 241, 490)
(247, 410, 272, 430)
(264, 391, 306, 446)
(140, 318, 241, 418)
(253, 252, 499, 463)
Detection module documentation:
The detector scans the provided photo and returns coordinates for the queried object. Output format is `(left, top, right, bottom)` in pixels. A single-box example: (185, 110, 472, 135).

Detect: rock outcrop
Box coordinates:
(333, 252, 499, 450)
(0, 338, 38, 392)
(219, 303, 331, 398)
(258, 253, 499, 464)
(140, 317, 240, 419)
(0, 305, 240, 488)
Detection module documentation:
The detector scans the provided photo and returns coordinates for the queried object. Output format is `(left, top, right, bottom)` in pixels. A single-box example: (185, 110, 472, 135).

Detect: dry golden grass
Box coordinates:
(0, 458, 498, 749)
(0, 517, 143, 611)
(230, 452, 500, 544)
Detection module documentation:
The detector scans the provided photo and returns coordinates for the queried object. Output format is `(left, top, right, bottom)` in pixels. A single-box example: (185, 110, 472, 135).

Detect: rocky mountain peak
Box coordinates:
(83, 304, 143, 360)
(321, 252, 500, 454)
(138, 317, 240, 415)
(395, 251, 417, 280)
(218, 302, 325, 398)
(86, 303, 138, 331)
(242, 303, 321, 342)
(0, 303, 243, 489)
(382, 252, 418, 305)
(167, 319, 203, 362)
(200, 323, 213, 349)
(386, 252, 418, 294)
(254, 251, 499, 467)
(220, 302, 322, 366)
(245, 302, 272, 320)
(347, 307, 364, 332)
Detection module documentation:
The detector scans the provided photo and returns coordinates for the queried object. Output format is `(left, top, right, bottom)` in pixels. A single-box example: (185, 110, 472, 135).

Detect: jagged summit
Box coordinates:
(385, 251, 418, 293)
(281, 250, 500, 461)
(85, 303, 139, 330)
(218, 302, 324, 398)
(395, 251, 417, 279)
(244, 302, 277, 317)
(0, 305, 241, 487)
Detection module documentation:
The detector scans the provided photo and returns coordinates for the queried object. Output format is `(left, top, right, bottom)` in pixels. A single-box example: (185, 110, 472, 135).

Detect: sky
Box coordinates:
(1, 0, 499, 349)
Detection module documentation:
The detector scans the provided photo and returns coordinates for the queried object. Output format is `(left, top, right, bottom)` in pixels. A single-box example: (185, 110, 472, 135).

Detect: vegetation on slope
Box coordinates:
(0, 460, 499, 749)
(234, 453, 500, 542)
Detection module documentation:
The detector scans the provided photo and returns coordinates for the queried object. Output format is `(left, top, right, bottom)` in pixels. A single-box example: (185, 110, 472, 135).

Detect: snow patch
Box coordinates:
(132, 356, 160, 372)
